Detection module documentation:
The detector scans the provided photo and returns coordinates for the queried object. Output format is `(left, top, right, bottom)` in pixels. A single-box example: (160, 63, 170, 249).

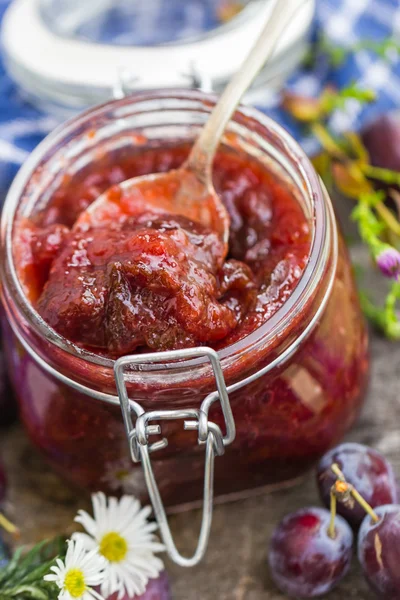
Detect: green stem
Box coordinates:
(384, 283, 400, 339)
(351, 487, 380, 523)
(362, 164, 400, 187)
(331, 464, 379, 523)
(375, 202, 400, 238)
(328, 491, 337, 539)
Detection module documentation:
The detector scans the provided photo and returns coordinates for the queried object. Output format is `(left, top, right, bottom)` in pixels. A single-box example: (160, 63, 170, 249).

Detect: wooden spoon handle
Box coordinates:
(186, 0, 311, 184)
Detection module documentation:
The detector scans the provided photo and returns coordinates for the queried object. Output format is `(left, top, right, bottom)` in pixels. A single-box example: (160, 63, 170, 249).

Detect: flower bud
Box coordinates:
(375, 244, 400, 280)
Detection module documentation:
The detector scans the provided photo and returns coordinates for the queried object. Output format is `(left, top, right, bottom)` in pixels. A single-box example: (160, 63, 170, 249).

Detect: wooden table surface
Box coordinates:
(1, 227, 398, 599)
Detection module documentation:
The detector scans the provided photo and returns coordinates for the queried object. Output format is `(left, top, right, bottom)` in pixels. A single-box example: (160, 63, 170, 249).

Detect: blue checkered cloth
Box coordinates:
(0, 0, 399, 196)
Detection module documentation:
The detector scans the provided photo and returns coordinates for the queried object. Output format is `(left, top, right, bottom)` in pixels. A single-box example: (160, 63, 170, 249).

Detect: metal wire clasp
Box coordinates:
(114, 346, 235, 567)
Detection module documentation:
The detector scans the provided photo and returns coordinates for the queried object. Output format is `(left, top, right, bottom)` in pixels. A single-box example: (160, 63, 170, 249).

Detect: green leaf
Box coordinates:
(354, 38, 400, 60)
(315, 34, 348, 67)
(0, 539, 66, 600)
(281, 92, 322, 122)
(0, 551, 23, 587)
(362, 164, 400, 186)
(320, 84, 376, 115)
(311, 123, 346, 156)
(360, 283, 400, 340)
(329, 47, 348, 67)
(351, 199, 384, 236)
(287, 36, 400, 342)
(18, 561, 57, 586)
(332, 161, 372, 198)
(343, 132, 370, 164)
(337, 83, 376, 103)
(305, 34, 400, 69)
(361, 190, 386, 207)
(7, 584, 49, 600)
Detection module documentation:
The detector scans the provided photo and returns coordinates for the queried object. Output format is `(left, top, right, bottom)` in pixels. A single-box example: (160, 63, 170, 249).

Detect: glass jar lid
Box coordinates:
(2, 0, 315, 116)
(39, 0, 254, 46)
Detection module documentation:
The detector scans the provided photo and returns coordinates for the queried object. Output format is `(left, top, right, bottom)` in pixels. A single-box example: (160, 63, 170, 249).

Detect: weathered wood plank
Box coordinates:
(0, 200, 395, 599)
(1, 314, 395, 599)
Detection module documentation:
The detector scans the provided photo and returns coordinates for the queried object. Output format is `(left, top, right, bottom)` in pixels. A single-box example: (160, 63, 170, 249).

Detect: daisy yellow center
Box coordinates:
(64, 568, 86, 598)
(99, 532, 128, 562)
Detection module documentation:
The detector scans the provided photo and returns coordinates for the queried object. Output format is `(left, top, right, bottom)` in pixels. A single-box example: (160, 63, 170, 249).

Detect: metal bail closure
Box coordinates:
(114, 346, 235, 567)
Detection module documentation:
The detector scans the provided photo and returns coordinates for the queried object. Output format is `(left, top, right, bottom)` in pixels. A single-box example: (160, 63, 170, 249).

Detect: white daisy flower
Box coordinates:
(101, 458, 146, 496)
(44, 538, 106, 600)
(73, 492, 165, 599)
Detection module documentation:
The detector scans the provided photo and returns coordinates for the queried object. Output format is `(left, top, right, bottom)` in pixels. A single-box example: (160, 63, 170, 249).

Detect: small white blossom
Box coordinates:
(101, 459, 146, 496)
(73, 492, 165, 599)
(44, 539, 106, 600)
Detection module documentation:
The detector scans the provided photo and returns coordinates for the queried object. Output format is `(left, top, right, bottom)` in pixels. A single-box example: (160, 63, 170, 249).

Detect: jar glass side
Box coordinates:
(0, 91, 369, 505)
(2, 91, 331, 392)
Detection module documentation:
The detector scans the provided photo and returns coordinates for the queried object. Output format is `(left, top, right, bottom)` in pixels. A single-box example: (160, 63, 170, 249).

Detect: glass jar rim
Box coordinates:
(2, 0, 315, 115)
(1, 89, 335, 377)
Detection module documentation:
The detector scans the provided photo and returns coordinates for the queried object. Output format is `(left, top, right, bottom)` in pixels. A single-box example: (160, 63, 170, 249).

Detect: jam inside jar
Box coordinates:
(0, 91, 369, 509)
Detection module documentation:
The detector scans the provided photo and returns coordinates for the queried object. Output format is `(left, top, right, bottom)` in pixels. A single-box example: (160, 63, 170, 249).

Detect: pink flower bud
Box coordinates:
(376, 246, 400, 280)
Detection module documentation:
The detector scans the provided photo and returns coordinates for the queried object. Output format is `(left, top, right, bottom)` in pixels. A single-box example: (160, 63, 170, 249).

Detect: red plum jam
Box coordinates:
(0, 92, 369, 507)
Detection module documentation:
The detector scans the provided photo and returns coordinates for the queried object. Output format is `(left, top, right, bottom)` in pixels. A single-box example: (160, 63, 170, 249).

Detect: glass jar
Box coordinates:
(1, 90, 369, 513)
(2, 0, 314, 116)
(39, 0, 253, 46)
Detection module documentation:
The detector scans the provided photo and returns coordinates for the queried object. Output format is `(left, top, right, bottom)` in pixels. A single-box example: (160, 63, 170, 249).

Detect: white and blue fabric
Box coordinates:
(0, 0, 399, 198)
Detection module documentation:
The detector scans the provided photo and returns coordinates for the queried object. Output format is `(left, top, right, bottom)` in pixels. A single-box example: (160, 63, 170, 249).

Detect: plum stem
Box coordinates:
(331, 463, 380, 523)
(328, 490, 337, 538)
(0, 512, 19, 537)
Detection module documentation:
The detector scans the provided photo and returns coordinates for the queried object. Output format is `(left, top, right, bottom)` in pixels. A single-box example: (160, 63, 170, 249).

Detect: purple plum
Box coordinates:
(362, 112, 400, 173)
(0, 340, 17, 427)
(107, 571, 171, 600)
